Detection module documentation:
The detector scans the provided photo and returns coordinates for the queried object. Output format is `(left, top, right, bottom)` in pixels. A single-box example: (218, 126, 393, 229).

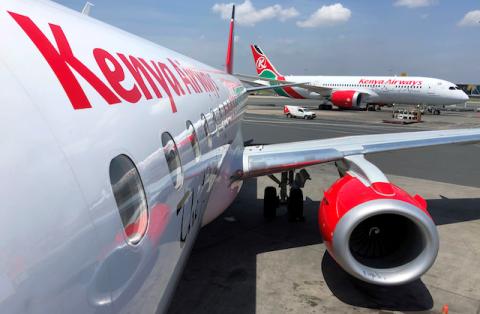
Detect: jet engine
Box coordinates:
(319, 156, 439, 286)
(330, 90, 363, 109)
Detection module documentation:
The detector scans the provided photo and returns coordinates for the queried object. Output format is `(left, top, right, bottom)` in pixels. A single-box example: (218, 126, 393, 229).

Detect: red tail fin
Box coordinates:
(225, 5, 235, 74)
(250, 44, 283, 79)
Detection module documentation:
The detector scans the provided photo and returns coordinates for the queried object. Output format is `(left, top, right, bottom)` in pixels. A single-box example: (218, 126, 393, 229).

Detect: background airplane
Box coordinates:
(1, 1, 480, 313)
(243, 44, 469, 110)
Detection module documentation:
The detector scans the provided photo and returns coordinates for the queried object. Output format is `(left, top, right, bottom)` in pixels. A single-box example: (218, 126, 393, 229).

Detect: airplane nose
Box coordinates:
(461, 91, 469, 102)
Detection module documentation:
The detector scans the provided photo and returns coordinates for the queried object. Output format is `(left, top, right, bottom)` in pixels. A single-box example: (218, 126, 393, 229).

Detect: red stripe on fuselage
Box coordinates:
(282, 86, 305, 99)
(277, 75, 304, 99)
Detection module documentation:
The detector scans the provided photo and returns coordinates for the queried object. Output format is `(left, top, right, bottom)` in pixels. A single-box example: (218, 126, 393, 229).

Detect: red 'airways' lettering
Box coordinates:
(359, 78, 423, 86)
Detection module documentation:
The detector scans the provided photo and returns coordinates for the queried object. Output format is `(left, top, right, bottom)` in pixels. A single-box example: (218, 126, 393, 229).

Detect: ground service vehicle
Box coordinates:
(284, 105, 316, 119)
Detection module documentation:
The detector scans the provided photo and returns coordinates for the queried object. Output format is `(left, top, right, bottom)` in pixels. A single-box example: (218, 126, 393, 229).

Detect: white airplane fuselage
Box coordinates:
(284, 75, 469, 106)
(0, 1, 247, 313)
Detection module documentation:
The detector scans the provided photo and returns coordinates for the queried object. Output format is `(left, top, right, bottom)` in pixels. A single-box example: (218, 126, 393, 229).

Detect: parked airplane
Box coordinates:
(247, 44, 469, 110)
(1, 1, 480, 313)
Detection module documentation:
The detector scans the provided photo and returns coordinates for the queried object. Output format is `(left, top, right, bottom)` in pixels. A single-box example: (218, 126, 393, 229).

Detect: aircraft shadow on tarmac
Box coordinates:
(168, 178, 480, 314)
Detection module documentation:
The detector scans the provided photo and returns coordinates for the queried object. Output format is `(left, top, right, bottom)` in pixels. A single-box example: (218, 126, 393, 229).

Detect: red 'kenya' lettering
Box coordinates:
(118, 54, 162, 101)
(155, 61, 185, 97)
(10, 11, 219, 113)
(94, 49, 142, 103)
(138, 59, 179, 112)
(9, 11, 121, 109)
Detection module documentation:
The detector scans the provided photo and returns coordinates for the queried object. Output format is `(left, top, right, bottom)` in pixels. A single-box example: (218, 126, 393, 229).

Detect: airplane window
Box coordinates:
(201, 113, 212, 148)
(212, 109, 221, 136)
(186, 121, 201, 160)
(211, 109, 218, 133)
(109, 154, 148, 246)
(449, 87, 455, 90)
(161, 132, 184, 189)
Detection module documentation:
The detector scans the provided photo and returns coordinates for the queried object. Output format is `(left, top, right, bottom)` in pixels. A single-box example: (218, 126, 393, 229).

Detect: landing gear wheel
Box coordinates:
(318, 104, 333, 110)
(286, 113, 291, 118)
(264, 186, 278, 220)
(288, 188, 304, 222)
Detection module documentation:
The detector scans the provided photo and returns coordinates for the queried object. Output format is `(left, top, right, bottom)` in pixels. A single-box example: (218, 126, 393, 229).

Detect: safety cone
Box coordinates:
(441, 304, 449, 314)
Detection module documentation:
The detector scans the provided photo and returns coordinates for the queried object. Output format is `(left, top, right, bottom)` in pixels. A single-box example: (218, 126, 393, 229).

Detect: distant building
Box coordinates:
(457, 84, 480, 97)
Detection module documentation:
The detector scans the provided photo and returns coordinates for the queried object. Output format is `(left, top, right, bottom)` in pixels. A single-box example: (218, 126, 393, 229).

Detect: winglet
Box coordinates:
(81, 2, 94, 16)
(225, 5, 235, 74)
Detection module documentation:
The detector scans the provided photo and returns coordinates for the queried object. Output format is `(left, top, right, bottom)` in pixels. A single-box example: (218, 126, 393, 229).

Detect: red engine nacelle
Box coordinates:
(330, 90, 363, 109)
(318, 174, 439, 285)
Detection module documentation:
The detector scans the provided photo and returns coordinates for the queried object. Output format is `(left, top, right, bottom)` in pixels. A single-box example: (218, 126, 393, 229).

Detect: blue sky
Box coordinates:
(54, 0, 480, 82)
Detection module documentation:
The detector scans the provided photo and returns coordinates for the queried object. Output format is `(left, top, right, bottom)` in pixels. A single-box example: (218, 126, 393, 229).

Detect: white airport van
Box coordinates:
(283, 105, 316, 119)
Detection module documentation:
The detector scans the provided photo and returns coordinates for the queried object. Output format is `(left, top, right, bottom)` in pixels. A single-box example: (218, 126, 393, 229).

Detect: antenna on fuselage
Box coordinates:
(81, 2, 94, 16)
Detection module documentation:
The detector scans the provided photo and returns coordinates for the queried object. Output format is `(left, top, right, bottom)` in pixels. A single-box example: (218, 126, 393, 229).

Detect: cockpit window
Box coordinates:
(109, 154, 148, 246)
(449, 86, 455, 90)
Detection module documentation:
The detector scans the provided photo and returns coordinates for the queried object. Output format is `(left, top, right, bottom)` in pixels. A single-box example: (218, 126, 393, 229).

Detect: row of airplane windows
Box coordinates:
(107, 93, 246, 246)
(323, 83, 424, 89)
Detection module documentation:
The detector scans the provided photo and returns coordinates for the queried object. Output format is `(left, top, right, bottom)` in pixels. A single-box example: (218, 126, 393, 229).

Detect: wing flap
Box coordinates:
(240, 128, 480, 179)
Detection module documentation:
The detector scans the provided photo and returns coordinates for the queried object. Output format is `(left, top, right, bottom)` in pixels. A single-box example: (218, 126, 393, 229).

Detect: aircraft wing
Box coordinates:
(239, 128, 480, 179)
(236, 73, 333, 96)
(245, 82, 309, 93)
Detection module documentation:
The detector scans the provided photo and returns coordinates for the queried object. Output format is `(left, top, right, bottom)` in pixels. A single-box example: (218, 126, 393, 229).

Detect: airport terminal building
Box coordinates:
(458, 84, 480, 97)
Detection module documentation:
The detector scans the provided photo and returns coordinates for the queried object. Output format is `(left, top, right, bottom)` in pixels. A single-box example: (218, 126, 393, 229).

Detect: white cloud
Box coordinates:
(458, 10, 480, 27)
(296, 3, 351, 28)
(212, 0, 299, 27)
(394, 0, 436, 9)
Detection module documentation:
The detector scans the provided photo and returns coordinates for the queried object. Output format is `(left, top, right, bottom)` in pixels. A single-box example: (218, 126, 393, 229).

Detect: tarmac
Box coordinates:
(168, 96, 480, 314)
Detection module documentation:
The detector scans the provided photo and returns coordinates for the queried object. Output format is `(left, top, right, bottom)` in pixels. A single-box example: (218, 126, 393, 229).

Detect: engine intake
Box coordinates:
(319, 174, 439, 286)
(330, 90, 363, 109)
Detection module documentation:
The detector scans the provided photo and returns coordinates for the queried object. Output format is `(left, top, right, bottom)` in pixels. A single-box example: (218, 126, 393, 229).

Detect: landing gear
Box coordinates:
(288, 188, 304, 222)
(366, 104, 382, 111)
(263, 186, 279, 220)
(318, 104, 333, 110)
(265, 169, 310, 222)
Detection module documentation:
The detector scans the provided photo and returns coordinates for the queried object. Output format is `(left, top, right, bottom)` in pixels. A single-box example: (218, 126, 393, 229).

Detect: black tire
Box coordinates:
(288, 188, 304, 222)
(319, 104, 332, 110)
(264, 186, 278, 219)
(286, 113, 291, 118)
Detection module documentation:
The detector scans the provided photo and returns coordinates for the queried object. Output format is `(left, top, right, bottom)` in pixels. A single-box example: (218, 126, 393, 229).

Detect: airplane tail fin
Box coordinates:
(250, 44, 284, 80)
(225, 5, 235, 74)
